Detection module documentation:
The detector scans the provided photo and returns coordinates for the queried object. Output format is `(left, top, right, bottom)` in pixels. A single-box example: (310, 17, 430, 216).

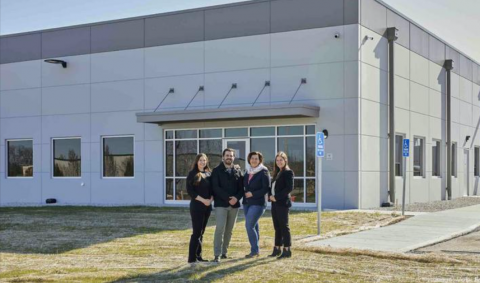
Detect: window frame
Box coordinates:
(52, 137, 82, 179)
(475, 147, 480, 177)
(413, 136, 425, 178)
(394, 134, 405, 177)
(164, 125, 316, 206)
(6, 138, 34, 179)
(452, 142, 457, 178)
(101, 135, 135, 179)
(432, 139, 441, 178)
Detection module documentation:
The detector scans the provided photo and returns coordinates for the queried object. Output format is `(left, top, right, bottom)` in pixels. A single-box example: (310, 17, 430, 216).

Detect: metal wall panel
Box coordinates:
(91, 19, 144, 53)
(145, 11, 204, 47)
(460, 54, 473, 80)
(473, 63, 480, 85)
(428, 35, 445, 66)
(42, 27, 91, 58)
(205, 2, 270, 40)
(360, 0, 387, 35)
(410, 24, 429, 58)
(271, 0, 343, 33)
(0, 33, 41, 64)
(386, 9, 409, 48)
(344, 0, 359, 25)
(446, 46, 460, 75)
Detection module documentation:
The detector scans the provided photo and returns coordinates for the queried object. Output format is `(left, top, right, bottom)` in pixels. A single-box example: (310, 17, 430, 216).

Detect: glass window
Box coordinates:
(278, 137, 304, 176)
(103, 136, 134, 177)
(251, 138, 275, 173)
(306, 125, 315, 135)
(175, 130, 197, 139)
(175, 179, 190, 200)
(200, 129, 222, 138)
(306, 179, 316, 203)
(413, 137, 424, 177)
(53, 138, 81, 177)
(291, 179, 304, 202)
(166, 179, 174, 200)
(7, 140, 33, 177)
(166, 141, 173, 177)
(250, 127, 275, 137)
(200, 140, 222, 168)
(452, 143, 457, 177)
(225, 128, 248, 137)
(175, 140, 197, 177)
(395, 135, 403, 176)
(306, 136, 315, 177)
(165, 131, 174, 140)
(475, 147, 479, 177)
(278, 126, 303, 136)
(432, 140, 441, 177)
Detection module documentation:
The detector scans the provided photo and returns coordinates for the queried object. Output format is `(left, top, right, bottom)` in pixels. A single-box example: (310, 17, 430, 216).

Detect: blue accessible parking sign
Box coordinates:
(403, 139, 410, 157)
(316, 132, 325, 158)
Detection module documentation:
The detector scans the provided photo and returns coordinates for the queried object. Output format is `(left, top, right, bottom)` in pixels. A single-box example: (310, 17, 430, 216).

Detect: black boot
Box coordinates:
(277, 248, 291, 259)
(268, 247, 281, 257)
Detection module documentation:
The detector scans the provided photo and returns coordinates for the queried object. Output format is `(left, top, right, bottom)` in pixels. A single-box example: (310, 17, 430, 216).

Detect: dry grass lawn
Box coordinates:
(0, 206, 479, 282)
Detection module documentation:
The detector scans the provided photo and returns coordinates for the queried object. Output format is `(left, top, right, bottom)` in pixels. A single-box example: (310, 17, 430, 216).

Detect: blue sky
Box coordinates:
(1, 0, 479, 62)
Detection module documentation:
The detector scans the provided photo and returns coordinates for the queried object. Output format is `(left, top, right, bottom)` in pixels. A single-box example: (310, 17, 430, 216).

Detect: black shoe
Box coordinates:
(213, 256, 221, 263)
(220, 254, 228, 259)
(268, 247, 282, 257)
(245, 253, 259, 258)
(196, 257, 209, 262)
(277, 248, 291, 259)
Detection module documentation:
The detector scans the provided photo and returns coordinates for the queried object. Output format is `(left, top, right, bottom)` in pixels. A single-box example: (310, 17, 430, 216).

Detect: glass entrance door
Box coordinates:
(223, 139, 250, 170)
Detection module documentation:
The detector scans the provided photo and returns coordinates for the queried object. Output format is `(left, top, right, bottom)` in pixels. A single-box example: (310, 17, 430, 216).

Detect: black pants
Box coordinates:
(188, 207, 211, 262)
(271, 203, 291, 247)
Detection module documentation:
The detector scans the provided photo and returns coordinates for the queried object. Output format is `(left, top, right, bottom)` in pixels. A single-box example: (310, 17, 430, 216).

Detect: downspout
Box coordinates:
(444, 59, 454, 200)
(387, 27, 399, 205)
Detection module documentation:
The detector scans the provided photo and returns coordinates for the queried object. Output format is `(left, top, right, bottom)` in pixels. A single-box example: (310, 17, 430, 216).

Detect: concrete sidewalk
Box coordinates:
(306, 204, 480, 253)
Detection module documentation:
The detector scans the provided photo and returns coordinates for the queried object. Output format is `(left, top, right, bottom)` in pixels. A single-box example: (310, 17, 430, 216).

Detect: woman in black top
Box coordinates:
(268, 151, 294, 259)
(186, 153, 213, 263)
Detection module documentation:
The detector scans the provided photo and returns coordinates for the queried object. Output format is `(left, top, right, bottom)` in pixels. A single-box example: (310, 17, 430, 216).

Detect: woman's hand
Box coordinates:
(196, 196, 210, 206)
(245, 192, 253, 198)
(269, 196, 276, 202)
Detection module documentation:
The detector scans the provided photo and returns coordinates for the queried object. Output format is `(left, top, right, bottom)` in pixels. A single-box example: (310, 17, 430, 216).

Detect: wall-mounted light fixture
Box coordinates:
(44, 59, 67, 68)
(466, 135, 471, 143)
(322, 129, 329, 139)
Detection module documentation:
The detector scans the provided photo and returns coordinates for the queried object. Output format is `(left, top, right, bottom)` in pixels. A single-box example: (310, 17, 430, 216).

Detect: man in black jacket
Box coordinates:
(211, 148, 244, 262)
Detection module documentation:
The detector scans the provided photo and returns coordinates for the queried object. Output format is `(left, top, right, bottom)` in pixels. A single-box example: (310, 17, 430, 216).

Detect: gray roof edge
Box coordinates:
(374, 0, 480, 67)
(0, 0, 267, 39)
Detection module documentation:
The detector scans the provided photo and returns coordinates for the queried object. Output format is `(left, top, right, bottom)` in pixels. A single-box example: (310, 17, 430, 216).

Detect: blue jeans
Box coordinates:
(243, 204, 266, 254)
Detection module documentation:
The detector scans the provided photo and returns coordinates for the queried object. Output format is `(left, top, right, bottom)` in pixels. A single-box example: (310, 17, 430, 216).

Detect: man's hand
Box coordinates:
(269, 196, 276, 202)
(245, 192, 253, 198)
(229, 196, 238, 206)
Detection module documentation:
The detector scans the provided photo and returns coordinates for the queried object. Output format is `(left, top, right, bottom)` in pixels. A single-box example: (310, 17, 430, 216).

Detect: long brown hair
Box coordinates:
(272, 151, 290, 180)
(191, 153, 211, 185)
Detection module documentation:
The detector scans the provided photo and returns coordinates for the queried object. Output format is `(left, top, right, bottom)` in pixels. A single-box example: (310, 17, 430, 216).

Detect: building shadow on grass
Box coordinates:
(0, 205, 314, 255)
(109, 256, 276, 283)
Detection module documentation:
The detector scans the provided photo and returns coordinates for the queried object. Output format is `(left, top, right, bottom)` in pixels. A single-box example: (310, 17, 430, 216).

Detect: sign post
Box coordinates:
(316, 132, 325, 235)
(402, 139, 410, 216)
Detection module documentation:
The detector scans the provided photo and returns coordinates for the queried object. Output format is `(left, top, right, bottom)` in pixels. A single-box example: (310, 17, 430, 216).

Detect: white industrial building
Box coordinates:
(0, 0, 479, 209)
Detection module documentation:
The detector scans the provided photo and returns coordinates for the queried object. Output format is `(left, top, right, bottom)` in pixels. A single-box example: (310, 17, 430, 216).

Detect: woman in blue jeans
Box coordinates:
(243, 151, 271, 258)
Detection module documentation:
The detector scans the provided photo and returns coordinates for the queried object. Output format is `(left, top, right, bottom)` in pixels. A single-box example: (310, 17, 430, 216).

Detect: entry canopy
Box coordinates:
(136, 104, 320, 125)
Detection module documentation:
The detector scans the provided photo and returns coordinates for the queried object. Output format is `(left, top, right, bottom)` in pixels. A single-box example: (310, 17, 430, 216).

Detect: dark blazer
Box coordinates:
(211, 162, 244, 208)
(243, 168, 271, 206)
(269, 169, 294, 207)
